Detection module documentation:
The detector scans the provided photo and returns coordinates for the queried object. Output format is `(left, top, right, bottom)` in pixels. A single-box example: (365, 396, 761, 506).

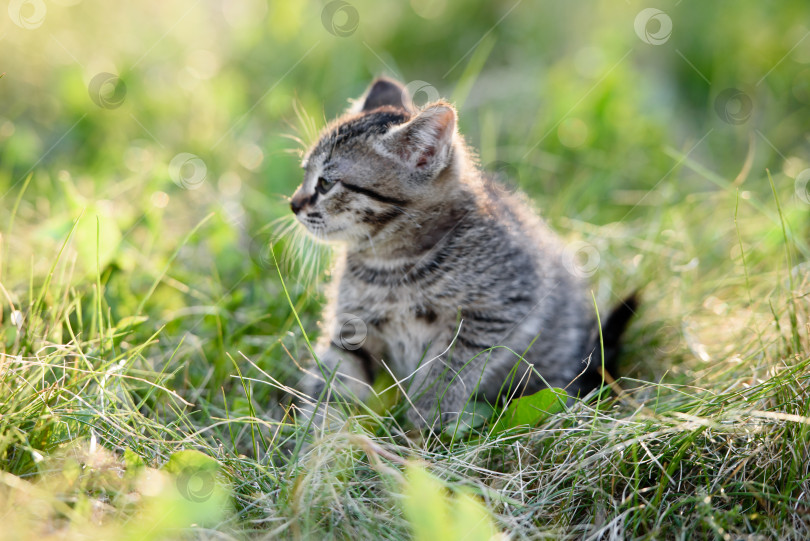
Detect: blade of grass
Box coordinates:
(767, 169, 800, 353)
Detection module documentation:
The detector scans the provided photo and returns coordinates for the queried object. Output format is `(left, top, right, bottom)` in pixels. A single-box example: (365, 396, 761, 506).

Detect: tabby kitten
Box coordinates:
(290, 77, 635, 430)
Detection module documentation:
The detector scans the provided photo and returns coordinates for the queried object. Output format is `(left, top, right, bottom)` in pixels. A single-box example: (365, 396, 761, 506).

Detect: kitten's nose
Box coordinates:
(290, 195, 305, 214)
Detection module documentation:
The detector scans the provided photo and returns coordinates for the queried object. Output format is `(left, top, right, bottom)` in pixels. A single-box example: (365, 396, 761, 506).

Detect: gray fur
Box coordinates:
(290, 78, 607, 431)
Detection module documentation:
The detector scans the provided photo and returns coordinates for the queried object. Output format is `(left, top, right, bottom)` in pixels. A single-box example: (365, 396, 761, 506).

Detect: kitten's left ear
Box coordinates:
(349, 77, 410, 113)
(380, 102, 456, 174)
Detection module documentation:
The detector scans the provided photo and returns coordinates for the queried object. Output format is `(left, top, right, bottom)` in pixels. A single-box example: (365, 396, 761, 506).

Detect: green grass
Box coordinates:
(2, 1, 810, 539)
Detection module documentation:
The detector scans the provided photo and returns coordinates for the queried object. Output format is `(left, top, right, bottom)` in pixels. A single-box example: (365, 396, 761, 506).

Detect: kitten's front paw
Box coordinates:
(405, 406, 461, 435)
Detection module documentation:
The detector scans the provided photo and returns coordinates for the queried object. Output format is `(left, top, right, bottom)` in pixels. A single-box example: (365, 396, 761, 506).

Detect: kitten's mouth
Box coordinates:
(301, 218, 324, 233)
(298, 215, 344, 238)
(296, 211, 322, 226)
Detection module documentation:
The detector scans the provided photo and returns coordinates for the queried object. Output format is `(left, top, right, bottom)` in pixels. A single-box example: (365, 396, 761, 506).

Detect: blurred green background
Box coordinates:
(2, 0, 810, 411)
(2, 0, 810, 413)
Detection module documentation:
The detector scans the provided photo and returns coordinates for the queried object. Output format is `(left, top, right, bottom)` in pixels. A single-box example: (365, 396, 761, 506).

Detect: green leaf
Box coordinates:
(123, 448, 145, 481)
(153, 450, 229, 527)
(451, 491, 499, 541)
(403, 463, 501, 541)
(367, 371, 400, 415)
(124, 448, 145, 469)
(491, 387, 567, 434)
(403, 463, 452, 541)
(162, 449, 220, 475)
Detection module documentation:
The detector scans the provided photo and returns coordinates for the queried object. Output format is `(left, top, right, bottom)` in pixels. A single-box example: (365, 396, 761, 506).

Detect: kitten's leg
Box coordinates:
(404, 339, 489, 433)
(300, 343, 375, 403)
(297, 323, 384, 429)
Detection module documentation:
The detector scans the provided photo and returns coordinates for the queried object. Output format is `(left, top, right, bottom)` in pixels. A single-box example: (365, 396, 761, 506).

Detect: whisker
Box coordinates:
(292, 97, 319, 146)
(285, 227, 304, 273)
(279, 132, 306, 149)
(261, 214, 295, 236)
(269, 192, 295, 202)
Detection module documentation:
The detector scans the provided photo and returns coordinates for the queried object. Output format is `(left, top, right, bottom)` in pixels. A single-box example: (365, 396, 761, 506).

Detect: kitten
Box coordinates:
(289, 77, 636, 430)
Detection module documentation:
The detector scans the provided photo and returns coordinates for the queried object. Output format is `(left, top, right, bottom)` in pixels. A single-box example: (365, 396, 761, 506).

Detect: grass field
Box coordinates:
(2, 1, 810, 539)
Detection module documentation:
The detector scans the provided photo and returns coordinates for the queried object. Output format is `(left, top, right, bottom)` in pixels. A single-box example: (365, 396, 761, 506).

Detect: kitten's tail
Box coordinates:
(580, 292, 639, 393)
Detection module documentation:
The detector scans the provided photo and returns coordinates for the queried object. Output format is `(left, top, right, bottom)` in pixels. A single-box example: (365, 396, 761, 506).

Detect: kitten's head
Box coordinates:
(290, 78, 459, 244)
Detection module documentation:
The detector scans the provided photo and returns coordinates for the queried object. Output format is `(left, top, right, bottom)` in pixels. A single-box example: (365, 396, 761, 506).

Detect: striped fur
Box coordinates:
(290, 78, 633, 430)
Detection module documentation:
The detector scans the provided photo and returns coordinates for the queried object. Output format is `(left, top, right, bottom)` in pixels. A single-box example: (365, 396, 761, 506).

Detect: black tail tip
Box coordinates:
(580, 291, 640, 394)
(603, 291, 640, 341)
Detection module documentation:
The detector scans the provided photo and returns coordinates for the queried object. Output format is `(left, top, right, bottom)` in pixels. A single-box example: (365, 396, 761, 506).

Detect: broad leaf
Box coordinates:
(491, 387, 567, 433)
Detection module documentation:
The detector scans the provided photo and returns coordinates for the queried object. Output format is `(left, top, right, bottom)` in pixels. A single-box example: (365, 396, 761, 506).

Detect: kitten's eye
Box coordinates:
(317, 176, 337, 194)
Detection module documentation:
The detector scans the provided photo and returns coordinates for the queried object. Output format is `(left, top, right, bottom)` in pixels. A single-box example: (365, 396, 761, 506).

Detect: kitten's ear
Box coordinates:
(380, 102, 456, 173)
(349, 77, 410, 113)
